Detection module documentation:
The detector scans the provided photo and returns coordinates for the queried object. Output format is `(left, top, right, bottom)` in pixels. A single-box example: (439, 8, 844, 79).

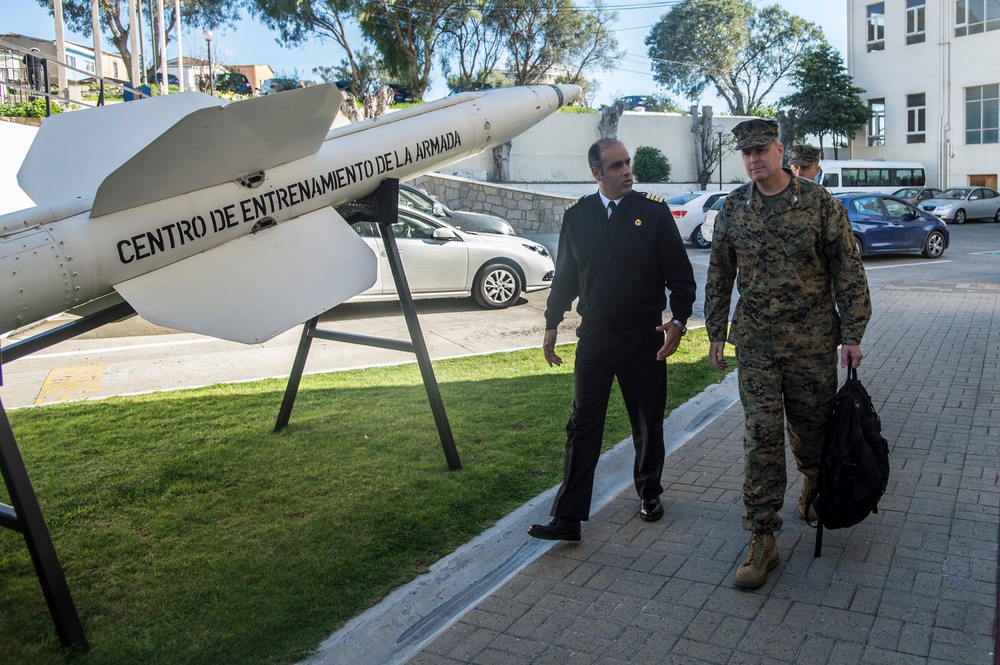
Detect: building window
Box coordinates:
(867, 3, 886, 51)
(907, 0, 926, 43)
(113, 62, 119, 78)
(956, 0, 1000, 36)
(65, 55, 76, 68)
(907, 93, 926, 143)
(868, 99, 886, 146)
(966, 84, 999, 144)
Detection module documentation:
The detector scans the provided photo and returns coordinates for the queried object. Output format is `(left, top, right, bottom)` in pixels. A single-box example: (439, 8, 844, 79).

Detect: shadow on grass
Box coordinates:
(0, 348, 727, 665)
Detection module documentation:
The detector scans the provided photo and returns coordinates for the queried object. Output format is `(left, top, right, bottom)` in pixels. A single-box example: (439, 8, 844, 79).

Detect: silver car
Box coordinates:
(399, 183, 517, 235)
(345, 207, 554, 308)
(918, 187, 1000, 224)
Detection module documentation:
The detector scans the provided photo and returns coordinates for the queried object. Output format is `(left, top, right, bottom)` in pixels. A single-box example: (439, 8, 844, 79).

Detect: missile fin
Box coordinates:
(113, 207, 377, 344)
(17, 92, 225, 208)
(91, 84, 343, 218)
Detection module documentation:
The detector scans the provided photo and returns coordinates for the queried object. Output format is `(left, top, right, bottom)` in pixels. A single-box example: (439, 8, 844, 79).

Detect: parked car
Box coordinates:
(215, 72, 252, 95)
(256, 77, 300, 96)
(891, 187, 941, 204)
(700, 195, 727, 244)
(665, 190, 728, 249)
(835, 193, 949, 258)
(386, 83, 413, 104)
(342, 207, 554, 308)
(154, 73, 179, 87)
(399, 183, 516, 235)
(917, 187, 1000, 224)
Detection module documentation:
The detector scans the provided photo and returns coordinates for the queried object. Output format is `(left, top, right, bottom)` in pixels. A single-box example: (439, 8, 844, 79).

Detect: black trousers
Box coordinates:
(551, 327, 667, 521)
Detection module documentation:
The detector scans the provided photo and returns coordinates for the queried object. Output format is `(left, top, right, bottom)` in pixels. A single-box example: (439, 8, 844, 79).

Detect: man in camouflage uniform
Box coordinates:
(704, 119, 871, 589)
(789, 144, 823, 184)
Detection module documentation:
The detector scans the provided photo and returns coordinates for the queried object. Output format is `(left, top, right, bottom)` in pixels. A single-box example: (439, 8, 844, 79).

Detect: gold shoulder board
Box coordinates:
(642, 192, 664, 204)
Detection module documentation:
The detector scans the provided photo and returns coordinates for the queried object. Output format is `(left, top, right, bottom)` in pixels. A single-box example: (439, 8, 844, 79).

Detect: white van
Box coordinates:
(819, 160, 927, 194)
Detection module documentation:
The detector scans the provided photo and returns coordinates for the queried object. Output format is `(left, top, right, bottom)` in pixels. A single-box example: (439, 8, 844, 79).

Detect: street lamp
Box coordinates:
(715, 124, 725, 191)
(202, 29, 213, 96)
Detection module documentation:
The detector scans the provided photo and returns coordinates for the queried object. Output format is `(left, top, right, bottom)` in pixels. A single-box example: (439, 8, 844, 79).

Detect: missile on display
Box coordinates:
(0, 83, 579, 344)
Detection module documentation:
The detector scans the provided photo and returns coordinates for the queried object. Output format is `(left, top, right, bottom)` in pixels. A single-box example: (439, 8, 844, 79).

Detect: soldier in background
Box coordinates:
(704, 119, 871, 589)
(23, 48, 45, 100)
(789, 144, 823, 184)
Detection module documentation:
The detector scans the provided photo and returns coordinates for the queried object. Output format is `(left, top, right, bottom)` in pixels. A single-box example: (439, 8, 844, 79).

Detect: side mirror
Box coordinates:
(432, 202, 446, 217)
(433, 227, 458, 241)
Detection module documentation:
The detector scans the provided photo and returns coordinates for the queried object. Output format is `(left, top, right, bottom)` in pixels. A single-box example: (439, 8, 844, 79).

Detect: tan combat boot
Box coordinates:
(734, 532, 779, 589)
(797, 475, 818, 523)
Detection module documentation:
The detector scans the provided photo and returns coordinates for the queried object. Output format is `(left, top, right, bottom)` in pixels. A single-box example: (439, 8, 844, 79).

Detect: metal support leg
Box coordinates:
(0, 398, 89, 652)
(274, 316, 319, 432)
(376, 221, 461, 471)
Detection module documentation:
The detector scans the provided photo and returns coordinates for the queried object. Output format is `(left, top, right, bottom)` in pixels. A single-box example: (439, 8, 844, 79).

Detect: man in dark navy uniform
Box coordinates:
(528, 138, 696, 542)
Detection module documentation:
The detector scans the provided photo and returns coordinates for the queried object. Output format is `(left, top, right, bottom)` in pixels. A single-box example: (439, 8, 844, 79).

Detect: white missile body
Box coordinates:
(0, 84, 578, 344)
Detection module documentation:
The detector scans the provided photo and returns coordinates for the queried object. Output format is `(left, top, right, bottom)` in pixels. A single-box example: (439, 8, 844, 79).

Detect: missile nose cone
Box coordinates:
(552, 84, 582, 109)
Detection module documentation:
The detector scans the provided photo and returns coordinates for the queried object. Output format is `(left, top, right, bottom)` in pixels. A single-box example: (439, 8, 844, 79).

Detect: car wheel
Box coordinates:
(854, 236, 863, 258)
(953, 209, 966, 224)
(993, 207, 1000, 223)
(473, 263, 521, 309)
(691, 225, 711, 249)
(922, 230, 946, 259)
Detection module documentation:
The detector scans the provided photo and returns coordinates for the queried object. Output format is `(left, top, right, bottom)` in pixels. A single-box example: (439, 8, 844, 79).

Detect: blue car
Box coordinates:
(835, 193, 948, 259)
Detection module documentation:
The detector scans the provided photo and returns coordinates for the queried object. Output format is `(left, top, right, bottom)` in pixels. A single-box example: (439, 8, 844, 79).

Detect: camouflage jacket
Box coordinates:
(704, 173, 871, 357)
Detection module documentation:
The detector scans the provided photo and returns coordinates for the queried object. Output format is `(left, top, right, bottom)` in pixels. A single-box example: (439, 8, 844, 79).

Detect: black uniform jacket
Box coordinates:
(544, 190, 696, 338)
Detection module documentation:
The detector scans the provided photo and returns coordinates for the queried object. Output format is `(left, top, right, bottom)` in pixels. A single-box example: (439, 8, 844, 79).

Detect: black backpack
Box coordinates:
(810, 367, 890, 557)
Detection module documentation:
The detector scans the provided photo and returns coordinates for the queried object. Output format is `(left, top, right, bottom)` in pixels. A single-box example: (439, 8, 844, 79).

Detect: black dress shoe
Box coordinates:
(528, 517, 581, 541)
(640, 498, 664, 522)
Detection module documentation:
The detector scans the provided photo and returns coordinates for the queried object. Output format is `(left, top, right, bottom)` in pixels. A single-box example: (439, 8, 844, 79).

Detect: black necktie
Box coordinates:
(608, 201, 617, 218)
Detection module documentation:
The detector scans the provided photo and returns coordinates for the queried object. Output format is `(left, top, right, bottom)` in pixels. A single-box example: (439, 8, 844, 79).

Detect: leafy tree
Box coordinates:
(312, 47, 386, 96)
(438, 0, 506, 93)
(632, 146, 671, 183)
(249, 0, 371, 99)
(34, 0, 237, 85)
(645, 0, 824, 115)
(491, 0, 620, 87)
(779, 43, 868, 157)
(357, 0, 472, 100)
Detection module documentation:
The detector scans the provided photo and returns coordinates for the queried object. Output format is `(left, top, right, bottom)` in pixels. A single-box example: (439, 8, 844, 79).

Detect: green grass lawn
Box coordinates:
(0, 331, 731, 664)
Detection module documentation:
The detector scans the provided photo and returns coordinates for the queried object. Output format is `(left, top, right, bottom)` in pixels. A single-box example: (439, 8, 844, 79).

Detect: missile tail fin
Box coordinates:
(113, 207, 376, 344)
(92, 85, 342, 218)
(17, 93, 225, 208)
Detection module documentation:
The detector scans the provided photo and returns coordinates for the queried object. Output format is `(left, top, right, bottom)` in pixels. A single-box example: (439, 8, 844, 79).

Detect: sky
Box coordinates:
(5, 0, 848, 110)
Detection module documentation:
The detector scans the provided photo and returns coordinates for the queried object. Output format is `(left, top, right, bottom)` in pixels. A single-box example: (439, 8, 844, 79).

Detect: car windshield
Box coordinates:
(667, 193, 700, 205)
(937, 189, 970, 200)
(893, 189, 916, 198)
(399, 188, 435, 215)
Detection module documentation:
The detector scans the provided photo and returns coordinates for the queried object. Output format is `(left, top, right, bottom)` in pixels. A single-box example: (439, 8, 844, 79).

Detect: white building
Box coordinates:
(846, 0, 1000, 188)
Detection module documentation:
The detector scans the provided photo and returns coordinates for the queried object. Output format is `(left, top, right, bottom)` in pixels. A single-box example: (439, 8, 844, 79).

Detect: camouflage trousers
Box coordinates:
(736, 347, 837, 534)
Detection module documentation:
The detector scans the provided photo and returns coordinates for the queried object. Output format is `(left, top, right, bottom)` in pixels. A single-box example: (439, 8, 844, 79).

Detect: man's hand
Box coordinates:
(654, 322, 683, 361)
(841, 344, 863, 368)
(542, 329, 562, 367)
(709, 341, 728, 370)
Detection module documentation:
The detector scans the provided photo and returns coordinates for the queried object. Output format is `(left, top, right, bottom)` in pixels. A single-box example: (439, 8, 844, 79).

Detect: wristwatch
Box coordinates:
(669, 319, 687, 336)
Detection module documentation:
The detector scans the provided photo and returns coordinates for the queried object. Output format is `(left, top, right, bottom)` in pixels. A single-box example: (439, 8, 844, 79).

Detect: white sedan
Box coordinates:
(345, 207, 555, 308)
(701, 195, 727, 244)
(665, 190, 728, 249)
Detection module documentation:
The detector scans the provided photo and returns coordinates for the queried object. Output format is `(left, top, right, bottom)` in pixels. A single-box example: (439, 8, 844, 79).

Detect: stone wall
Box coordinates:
(410, 173, 578, 234)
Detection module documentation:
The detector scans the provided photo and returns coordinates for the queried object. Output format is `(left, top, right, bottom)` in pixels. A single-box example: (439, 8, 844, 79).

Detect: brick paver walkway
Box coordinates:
(409, 282, 1000, 665)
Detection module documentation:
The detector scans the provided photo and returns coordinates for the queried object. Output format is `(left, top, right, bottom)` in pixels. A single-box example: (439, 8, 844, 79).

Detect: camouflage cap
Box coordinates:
(732, 118, 779, 150)
(789, 144, 821, 166)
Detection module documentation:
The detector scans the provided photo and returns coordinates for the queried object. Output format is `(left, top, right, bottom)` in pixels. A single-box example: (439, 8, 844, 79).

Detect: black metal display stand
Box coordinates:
(0, 301, 134, 654)
(274, 179, 462, 471)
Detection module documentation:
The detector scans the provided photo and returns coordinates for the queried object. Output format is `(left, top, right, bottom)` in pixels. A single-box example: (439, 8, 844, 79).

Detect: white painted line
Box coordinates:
(25, 337, 220, 360)
(864, 260, 952, 270)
